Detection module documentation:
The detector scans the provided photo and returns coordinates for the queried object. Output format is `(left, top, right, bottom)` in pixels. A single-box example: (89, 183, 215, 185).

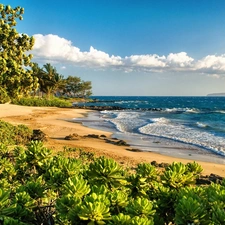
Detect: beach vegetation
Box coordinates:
(161, 162, 196, 189)
(0, 4, 93, 104)
(0, 120, 32, 145)
(0, 4, 37, 100)
(31, 62, 92, 100)
(62, 75, 92, 98)
(12, 96, 72, 107)
(0, 137, 224, 224)
(31, 63, 65, 99)
(86, 157, 127, 189)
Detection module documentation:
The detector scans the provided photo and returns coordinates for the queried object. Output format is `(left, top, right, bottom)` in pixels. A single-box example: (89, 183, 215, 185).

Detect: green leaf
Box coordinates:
(78, 201, 111, 223)
(62, 175, 90, 198)
(126, 197, 155, 218)
(87, 157, 127, 189)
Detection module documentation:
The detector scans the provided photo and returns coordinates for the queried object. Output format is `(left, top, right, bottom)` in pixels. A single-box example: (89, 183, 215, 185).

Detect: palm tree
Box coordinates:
(41, 63, 58, 99)
(33, 63, 64, 99)
(31, 63, 45, 97)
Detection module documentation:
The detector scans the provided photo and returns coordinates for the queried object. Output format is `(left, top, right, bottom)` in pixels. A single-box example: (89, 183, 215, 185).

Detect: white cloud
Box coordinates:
(31, 34, 123, 67)
(124, 52, 195, 72)
(195, 55, 225, 73)
(167, 52, 194, 67)
(125, 54, 166, 68)
(31, 34, 225, 75)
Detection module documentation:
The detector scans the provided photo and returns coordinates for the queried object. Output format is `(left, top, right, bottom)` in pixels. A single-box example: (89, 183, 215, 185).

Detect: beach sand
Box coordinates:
(1, 104, 225, 176)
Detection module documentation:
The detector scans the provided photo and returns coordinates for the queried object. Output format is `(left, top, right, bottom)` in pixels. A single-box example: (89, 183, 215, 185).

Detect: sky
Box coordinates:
(2, 0, 225, 96)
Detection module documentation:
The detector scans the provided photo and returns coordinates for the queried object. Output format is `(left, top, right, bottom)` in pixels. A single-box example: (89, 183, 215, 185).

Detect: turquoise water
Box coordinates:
(75, 96, 225, 163)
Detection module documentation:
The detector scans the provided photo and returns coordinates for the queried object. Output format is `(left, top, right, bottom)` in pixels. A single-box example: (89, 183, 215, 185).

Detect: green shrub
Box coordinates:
(161, 162, 196, 189)
(12, 97, 72, 107)
(0, 120, 32, 145)
(86, 157, 127, 189)
(0, 140, 224, 224)
(174, 196, 209, 224)
(0, 87, 10, 104)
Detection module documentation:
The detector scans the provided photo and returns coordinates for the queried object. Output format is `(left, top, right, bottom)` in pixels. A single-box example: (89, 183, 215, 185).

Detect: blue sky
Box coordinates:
(2, 0, 225, 96)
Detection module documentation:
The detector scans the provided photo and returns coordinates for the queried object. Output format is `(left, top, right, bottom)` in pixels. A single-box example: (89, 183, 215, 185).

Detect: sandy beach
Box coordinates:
(0, 104, 225, 176)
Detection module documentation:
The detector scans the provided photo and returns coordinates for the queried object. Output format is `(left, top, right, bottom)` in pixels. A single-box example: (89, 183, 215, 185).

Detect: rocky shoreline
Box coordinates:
(73, 104, 162, 111)
(58, 131, 225, 184)
(1, 104, 224, 182)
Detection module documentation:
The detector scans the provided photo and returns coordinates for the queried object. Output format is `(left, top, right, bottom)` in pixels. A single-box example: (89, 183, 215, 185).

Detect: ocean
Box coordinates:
(74, 96, 225, 164)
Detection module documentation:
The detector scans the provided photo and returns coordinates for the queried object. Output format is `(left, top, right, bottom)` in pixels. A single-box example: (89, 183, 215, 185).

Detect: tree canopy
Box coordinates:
(63, 75, 92, 98)
(0, 4, 37, 99)
(0, 4, 92, 102)
(32, 63, 92, 99)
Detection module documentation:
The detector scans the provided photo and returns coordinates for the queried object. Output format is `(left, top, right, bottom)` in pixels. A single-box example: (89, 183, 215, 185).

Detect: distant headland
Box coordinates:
(207, 93, 225, 96)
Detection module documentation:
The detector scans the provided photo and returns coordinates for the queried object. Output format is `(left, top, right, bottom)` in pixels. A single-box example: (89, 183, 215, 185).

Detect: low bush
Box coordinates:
(0, 140, 224, 224)
(0, 120, 32, 145)
(12, 97, 72, 107)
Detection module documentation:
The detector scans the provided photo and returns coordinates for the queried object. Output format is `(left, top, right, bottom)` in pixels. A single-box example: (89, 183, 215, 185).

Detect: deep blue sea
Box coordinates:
(74, 96, 225, 164)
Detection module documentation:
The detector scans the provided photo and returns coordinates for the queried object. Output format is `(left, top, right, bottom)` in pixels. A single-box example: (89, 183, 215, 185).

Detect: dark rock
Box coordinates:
(116, 140, 130, 146)
(73, 105, 125, 111)
(127, 148, 142, 152)
(158, 162, 170, 168)
(31, 129, 48, 142)
(100, 134, 107, 138)
(196, 178, 211, 185)
(105, 138, 130, 146)
(153, 141, 160, 144)
(65, 133, 80, 140)
(208, 173, 223, 183)
(196, 173, 224, 185)
(73, 105, 163, 111)
(151, 161, 158, 167)
(85, 134, 100, 138)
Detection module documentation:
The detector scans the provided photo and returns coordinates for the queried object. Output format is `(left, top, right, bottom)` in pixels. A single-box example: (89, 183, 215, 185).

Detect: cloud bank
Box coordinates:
(31, 34, 225, 75)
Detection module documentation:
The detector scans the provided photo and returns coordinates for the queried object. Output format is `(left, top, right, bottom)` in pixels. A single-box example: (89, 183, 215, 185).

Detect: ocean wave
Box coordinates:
(185, 108, 200, 113)
(139, 119, 225, 156)
(114, 100, 149, 106)
(104, 111, 146, 133)
(196, 122, 208, 128)
(100, 110, 225, 157)
(214, 110, 225, 114)
(165, 108, 183, 112)
(149, 117, 171, 124)
(164, 107, 200, 113)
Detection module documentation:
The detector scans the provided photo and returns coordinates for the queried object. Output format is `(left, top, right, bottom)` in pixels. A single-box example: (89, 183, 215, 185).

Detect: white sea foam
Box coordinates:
(104, 111, 146, 133)
(215, 110, 225, 114)
(164, 107, 200, 113)
(139, 117, 225, 156)
(114, 100, 148, 105)
(165, 108, 182, 112)
(185, 108, 200, 113)
(100, 110, 225, 157)
(196, 122, 208, 128)
(149, 117, 171, 124)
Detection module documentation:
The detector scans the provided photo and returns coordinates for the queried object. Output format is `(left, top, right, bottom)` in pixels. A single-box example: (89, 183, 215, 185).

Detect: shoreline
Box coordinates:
(0, 104, 225, 176)
(76, 111, 225, 165)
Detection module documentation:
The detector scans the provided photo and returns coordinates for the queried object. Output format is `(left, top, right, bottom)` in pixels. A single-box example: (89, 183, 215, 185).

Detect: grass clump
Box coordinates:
(0, 120, 32, 145)
(12, 97, 72, 108)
